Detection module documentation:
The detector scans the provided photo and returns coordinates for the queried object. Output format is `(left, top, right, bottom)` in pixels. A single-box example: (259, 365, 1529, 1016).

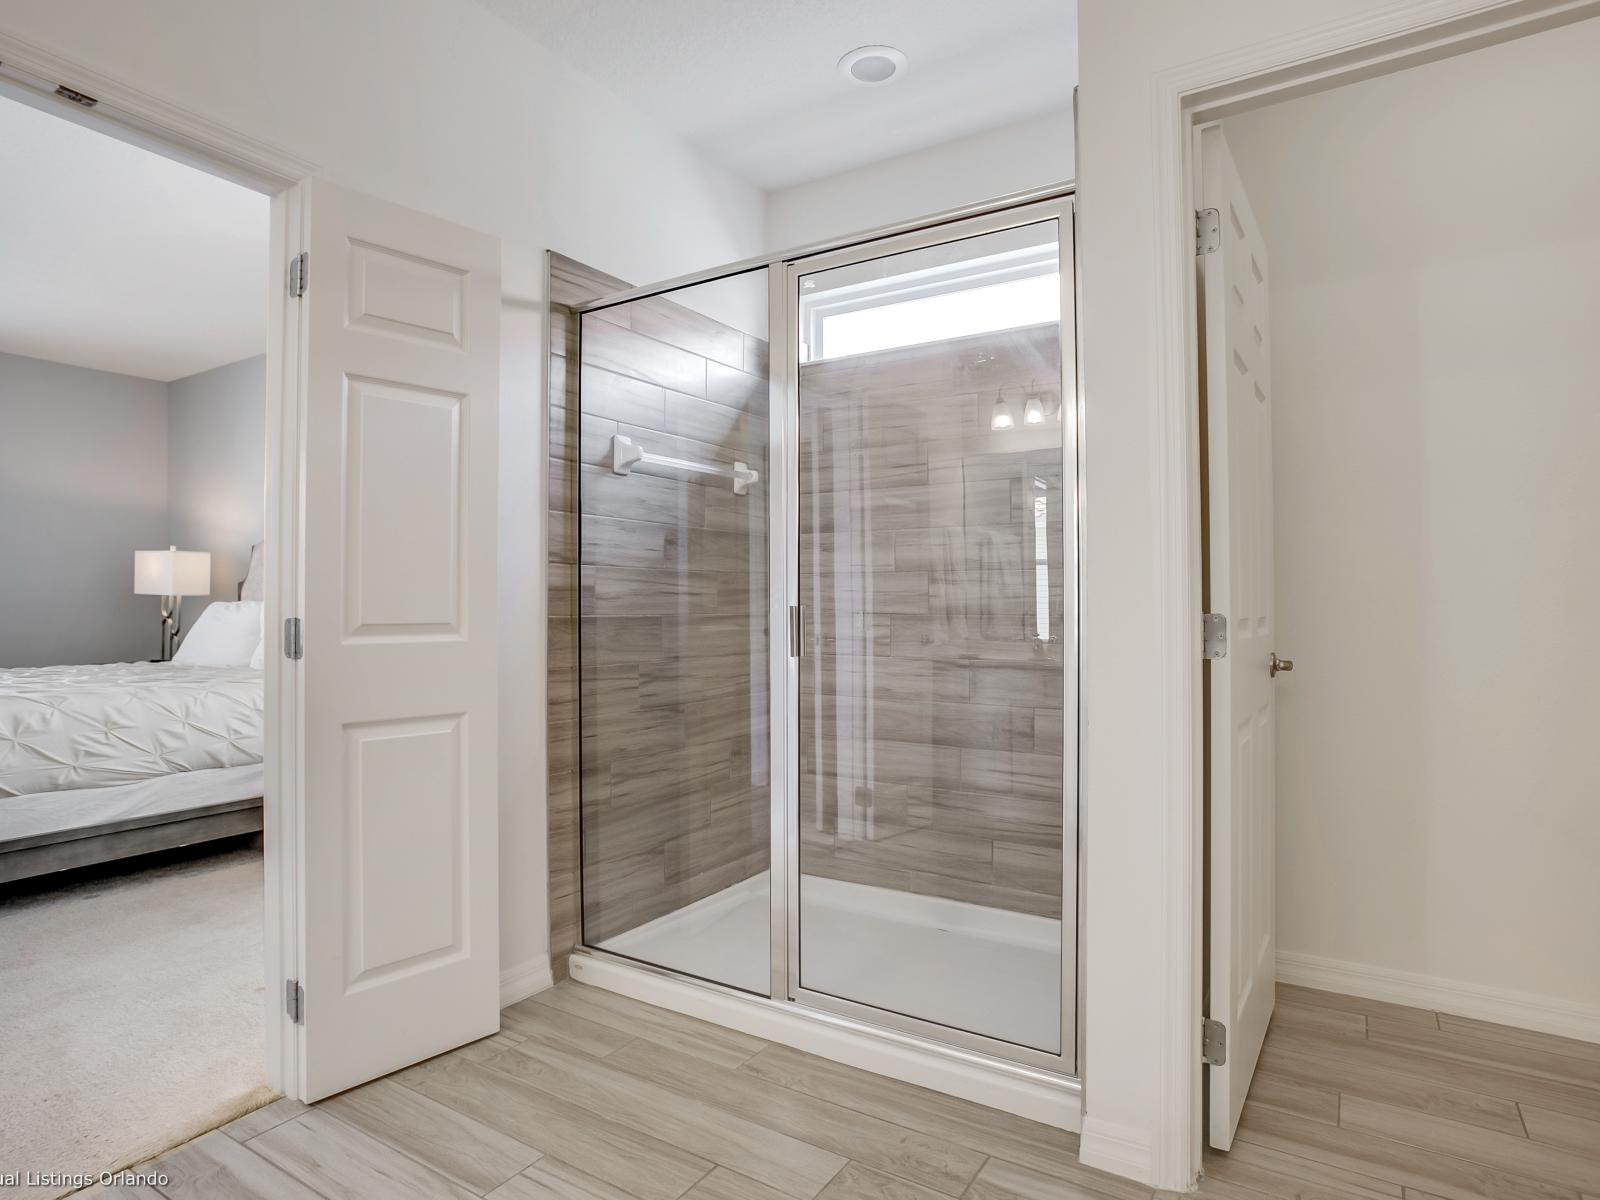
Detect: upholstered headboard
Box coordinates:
(237, 543, 264, 602)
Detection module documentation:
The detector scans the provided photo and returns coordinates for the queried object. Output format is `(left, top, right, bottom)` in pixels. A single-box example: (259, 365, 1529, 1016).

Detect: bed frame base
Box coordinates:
(0, 798, 264, 884)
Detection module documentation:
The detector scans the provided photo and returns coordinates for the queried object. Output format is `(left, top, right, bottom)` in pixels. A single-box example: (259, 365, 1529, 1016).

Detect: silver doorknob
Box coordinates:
(1270, 652, 1294, 678)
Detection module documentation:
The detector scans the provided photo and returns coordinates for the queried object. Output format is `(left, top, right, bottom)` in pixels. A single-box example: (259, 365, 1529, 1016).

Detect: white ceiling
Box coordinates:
(478, 0, 1078, 190)
(0, 95, 268, 383)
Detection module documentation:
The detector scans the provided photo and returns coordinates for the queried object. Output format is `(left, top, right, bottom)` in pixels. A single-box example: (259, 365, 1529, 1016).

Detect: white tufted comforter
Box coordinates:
(0, 662, 263, 798)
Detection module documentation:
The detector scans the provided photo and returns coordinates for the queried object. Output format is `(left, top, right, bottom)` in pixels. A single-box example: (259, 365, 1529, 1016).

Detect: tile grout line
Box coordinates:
(1428, 1022, 1600, 1072)
(853, 1155, 991, 1200)
(1365, 1026, 1600, 1090)
(1279, 1095, 1600, 1197)
(462, 1042, 862, 1196)
(674, 1159, 720, 1200)
(1235, 1119, 1517, 1200)
(505, 1151, 550, 1199)
(955, 1155, 992, 1199)
(811, 1159, 852, 1200)
(239, 1112, 344, 1200)
(508, 1004, 1011, 1200)
(735, 1065, 1064, 1185)
(535, 986, 1050, 1162)
(492, 1043, 985, 1200)
(1213, 1138, 1410, 1200)
(727, 1047, 1075, 1163)
(235, 1113, 343, 1200)
(1276, 1020, 1600, 1102)
(307, 1098, 518, 1198)
(223, 1096, 307, 1143)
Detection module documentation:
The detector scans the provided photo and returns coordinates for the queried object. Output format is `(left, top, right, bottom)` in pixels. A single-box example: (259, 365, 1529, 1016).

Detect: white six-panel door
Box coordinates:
(295, 178, 500, 1099)
(1202, 126, 1277, 1150)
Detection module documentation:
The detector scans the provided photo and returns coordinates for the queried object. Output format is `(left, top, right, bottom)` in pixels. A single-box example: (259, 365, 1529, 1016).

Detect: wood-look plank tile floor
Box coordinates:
(84, 982, 1600, 1200)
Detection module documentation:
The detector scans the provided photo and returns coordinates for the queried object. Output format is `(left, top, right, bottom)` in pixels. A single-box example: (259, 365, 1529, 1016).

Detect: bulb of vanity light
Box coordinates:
(1023, 394, 1045, 425)
(991, 398, 1015, 431)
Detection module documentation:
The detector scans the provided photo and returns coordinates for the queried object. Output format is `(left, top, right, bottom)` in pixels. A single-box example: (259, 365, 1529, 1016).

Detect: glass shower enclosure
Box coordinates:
(574, 195, 1078, 1076)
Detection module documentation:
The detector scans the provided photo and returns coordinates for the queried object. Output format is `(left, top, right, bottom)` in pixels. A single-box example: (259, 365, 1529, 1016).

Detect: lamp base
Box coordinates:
(158, 596, 184, 661)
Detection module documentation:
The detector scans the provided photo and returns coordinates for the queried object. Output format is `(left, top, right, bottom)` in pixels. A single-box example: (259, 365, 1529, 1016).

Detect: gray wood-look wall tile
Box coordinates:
(582, 317, 709, 398)
(550, 260, 773, 949)
(552, 256, 1067, 961)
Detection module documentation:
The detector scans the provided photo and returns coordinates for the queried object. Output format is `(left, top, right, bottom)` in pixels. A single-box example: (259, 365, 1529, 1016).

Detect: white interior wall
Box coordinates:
(1222, 17, 1600, 1030)
(167, 355, 266, 619)
(0, 351, 169, 667)
(0, 0, 766, 986)
(764, 109, 1074, 250)
(1, 352, 266, 665)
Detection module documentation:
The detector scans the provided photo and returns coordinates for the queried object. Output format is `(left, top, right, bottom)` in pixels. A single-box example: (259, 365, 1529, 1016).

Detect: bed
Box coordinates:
(0, 557, 266, 883)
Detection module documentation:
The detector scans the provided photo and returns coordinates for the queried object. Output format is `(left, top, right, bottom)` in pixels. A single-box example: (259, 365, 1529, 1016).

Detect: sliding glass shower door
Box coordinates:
(788, 210, 1075, 1064)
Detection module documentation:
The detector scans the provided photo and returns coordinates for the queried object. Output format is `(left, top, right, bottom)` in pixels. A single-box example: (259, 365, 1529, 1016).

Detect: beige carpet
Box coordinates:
(0, 843, 273, 1197)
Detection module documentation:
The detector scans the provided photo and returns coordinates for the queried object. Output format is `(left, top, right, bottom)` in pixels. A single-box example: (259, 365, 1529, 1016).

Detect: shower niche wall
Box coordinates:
(570, 196, 1078, 1080)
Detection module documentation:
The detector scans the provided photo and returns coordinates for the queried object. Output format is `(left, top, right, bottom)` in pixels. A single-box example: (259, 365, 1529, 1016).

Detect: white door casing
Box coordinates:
(295, 178, 501, 1100)
(1202, 126, 1275, 1151)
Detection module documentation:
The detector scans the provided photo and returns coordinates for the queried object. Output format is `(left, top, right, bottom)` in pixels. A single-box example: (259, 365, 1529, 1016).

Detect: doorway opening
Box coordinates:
(0, 85, 275, 1180)
(1198, 9, 1600, 1156)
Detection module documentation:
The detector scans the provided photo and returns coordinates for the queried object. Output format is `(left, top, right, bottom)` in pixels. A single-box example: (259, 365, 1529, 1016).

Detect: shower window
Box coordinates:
(800, 225, 1060, 363)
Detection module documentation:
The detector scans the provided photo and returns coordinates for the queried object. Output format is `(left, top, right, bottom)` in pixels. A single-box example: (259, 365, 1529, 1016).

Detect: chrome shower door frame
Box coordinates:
(569, 185, 1081, 1086)
(771, 195, 1081, 1078)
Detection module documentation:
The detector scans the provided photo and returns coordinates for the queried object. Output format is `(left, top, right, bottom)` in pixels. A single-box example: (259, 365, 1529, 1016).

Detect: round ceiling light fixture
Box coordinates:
(838, 45, 907, 85)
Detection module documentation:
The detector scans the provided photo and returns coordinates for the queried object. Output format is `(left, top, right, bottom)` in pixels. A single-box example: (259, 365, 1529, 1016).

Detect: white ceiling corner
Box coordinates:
(476, 0, 1078, 190)
(0, 94, 268, 383)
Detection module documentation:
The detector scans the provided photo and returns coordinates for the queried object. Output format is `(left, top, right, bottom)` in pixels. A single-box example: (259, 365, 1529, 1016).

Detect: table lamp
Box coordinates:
(134, 546, 212, 660)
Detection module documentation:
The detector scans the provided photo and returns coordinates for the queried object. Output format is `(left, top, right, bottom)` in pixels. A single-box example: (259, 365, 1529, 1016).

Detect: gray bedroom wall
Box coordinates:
(0, 351, 170, 667)
(166, 355, 265, 618)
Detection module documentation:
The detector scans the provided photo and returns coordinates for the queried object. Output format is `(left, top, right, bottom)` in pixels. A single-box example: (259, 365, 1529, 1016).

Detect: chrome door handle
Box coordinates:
(1270, 652, 1294, 678)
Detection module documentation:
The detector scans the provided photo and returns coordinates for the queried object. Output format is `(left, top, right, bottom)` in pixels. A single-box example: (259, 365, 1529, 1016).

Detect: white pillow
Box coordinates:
(248, 601, 265, 669)
(174, 600, 264, 667)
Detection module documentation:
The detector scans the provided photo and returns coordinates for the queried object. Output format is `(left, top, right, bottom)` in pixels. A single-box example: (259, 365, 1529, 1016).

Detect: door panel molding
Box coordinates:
(297, 178, 501, 1100)
(1202, 123, 1276, 1151)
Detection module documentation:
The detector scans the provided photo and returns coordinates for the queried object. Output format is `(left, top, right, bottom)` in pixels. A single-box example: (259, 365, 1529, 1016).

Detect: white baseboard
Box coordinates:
(1278, 951, 1600, 1045)
(499, 955, 554, 1008)
(1077, 1116, 1155, 1185)
(569, 952, 1081, 1132)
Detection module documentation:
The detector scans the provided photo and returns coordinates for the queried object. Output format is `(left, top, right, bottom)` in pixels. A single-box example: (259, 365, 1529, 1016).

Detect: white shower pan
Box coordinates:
(596, 871, 1063, 1055)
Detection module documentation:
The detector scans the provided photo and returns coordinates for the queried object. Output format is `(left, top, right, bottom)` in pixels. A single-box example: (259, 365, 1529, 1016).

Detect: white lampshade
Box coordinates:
(134, 546, 211, 597)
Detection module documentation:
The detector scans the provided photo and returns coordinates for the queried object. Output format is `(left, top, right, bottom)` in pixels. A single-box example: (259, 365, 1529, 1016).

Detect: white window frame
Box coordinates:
(799, 240, 1059, 362)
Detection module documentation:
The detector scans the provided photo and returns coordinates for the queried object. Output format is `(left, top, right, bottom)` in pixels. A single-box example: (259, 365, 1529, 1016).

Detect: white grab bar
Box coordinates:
(610, 433, 759, 496)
